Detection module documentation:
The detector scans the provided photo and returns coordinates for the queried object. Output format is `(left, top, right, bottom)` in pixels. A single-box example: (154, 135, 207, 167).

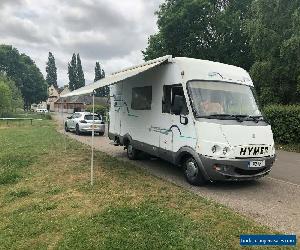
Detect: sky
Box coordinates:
(0, 0, 163, 86)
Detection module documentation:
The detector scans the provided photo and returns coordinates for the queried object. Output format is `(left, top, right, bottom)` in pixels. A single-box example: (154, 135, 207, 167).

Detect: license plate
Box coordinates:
(248, 160, 265, 168)
(90, 125, 98, 128)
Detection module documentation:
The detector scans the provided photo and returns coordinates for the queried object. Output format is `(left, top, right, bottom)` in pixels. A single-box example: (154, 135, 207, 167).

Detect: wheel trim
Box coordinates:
(186, 161, 198, 179)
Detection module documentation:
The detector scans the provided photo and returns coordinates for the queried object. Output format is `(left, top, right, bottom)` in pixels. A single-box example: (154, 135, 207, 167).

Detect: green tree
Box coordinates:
(247, 0, 300, 105)
(20, 54, 48, 109)
(94, 61, 108, 97)
(143, 0, 254, 71)
(76, 54, 85, 89)
(0, 73, 23, 112)
(0, 80, 12, 116)
(0, 45, 48, 109)
(94, 62, 103, 81)
(46, 52, 58, 88)
(68, 53, 77, 91)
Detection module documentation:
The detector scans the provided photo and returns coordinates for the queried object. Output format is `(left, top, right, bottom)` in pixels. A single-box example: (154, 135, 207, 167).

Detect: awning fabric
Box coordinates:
(61, 55, 172, 97)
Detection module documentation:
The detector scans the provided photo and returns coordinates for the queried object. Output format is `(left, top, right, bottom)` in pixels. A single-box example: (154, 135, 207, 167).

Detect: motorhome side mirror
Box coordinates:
(172, 95, 184, 115)
(180, 115, 188, 125)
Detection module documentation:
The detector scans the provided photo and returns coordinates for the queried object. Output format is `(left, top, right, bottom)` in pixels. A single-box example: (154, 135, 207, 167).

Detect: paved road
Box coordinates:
(54, 114, 300, 235)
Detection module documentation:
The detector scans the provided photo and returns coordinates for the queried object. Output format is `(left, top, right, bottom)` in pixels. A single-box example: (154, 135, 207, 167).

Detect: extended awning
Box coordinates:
(59, 55, 172, 186)
(61, 55, 172, 97)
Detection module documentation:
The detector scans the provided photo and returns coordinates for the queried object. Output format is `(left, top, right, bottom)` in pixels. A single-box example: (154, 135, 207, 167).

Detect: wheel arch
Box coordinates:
(122, 133, 132, 147)
(175, 146, 211, 181)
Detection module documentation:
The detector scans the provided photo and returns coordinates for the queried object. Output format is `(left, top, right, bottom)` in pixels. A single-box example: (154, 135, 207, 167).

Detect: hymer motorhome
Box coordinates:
(108, 56, 276, 185)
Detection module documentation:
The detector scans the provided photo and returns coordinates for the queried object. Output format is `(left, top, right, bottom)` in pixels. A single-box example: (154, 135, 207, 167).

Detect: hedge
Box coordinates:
(85, 104, 107, 114)
(85, 104, 108, 121)
(263, 105, 300, 144)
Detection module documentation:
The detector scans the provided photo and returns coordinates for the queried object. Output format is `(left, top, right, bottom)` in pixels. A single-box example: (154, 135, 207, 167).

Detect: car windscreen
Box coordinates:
(84, 115, 100, 120)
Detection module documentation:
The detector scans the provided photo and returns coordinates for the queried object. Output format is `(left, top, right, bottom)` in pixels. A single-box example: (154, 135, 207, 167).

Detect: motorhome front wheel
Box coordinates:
(184, 157, 207, 186)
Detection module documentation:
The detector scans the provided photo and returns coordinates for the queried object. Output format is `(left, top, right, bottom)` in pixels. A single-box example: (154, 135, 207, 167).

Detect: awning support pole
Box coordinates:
(61, 101, 66, 151)
(63, 100, 67, 151)
(91, 91, 95, 186)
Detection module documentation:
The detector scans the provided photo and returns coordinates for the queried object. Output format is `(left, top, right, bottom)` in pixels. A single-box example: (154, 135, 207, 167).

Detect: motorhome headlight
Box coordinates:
(223, 147, 230, 155)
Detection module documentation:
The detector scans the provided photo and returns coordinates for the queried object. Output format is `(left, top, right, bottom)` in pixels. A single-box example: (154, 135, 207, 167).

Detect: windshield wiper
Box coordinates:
(196, 114, 231, 119)
(246, 115, 265, 123)
(196, 114, 244, 122)
(196, 114, 266, 123)
(229, 114, 248, 122)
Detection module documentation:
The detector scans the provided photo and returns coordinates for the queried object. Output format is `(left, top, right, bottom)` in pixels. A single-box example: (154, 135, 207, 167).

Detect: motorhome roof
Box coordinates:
(173, 57, 253, 86)
(61, 55, 253, 98)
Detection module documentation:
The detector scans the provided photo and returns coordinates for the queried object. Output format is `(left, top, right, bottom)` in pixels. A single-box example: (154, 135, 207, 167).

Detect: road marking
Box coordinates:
(267, 177, 300, 188)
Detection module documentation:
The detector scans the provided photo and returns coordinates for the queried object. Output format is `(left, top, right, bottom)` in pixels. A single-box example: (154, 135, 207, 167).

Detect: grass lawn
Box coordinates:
(0, 121, 292, 249)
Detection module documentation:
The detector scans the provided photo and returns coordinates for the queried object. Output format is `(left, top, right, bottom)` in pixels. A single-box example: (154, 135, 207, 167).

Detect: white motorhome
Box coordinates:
(106, 56, 275, 185)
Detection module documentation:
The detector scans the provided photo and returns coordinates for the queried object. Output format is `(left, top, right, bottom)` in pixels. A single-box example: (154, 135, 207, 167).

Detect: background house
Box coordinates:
(54, 95, 109, 113)
(47, 85, 70, 111)
(32, 85, 108, 113)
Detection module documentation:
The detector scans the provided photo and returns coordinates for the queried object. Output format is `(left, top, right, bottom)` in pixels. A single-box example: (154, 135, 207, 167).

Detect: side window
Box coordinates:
(131, 86, 152, 110)
(162, 85, 188, 115)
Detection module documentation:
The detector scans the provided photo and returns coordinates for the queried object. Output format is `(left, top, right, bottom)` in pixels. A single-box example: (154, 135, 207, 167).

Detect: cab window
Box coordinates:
(162, 85, 188, 115)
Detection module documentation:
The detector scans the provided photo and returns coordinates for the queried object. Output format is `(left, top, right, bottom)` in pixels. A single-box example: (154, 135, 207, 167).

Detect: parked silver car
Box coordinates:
(65, 112, 105, 136)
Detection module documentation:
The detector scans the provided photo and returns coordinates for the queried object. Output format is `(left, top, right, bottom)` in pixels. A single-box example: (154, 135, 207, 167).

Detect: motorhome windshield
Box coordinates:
(187, 81, 262, 120)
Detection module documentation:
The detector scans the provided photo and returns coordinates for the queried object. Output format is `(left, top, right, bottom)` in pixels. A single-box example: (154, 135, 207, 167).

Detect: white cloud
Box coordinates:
(0, 0, 163, 86)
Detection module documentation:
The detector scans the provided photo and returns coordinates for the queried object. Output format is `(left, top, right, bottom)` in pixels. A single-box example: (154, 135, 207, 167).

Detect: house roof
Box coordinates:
(55, 95, 85, 104)
(55, 95, 109, 106)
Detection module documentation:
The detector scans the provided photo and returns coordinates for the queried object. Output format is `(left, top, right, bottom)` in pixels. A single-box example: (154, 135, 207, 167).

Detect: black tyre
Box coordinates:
(98, 131, 105, 136)
(75, 124, 81, 135)
(126, 141, 140, 160)
(183, 157, 207, 186)
(64, 123, 69, 132)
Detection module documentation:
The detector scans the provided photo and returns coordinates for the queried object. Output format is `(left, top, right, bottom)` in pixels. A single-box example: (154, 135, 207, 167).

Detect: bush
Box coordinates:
(263, 105, 300, 144)
(85, 104, 107, 116)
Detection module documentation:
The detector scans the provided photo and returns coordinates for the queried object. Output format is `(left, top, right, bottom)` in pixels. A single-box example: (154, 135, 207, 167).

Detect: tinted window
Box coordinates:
(162, 85, 188, 115)
(131, 86, 152, 110)
(84, 115, 100, 120)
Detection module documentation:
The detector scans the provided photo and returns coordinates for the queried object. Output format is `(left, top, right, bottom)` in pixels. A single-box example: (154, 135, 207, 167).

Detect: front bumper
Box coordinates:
(79, 124, 105, 133)
(200, 154, 276, 181)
